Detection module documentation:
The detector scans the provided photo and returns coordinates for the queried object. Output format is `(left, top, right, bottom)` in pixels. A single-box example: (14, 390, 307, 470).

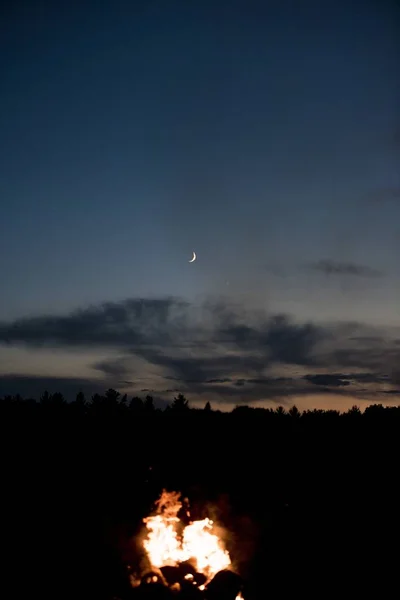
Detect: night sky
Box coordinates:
(1, 1, 399, 410)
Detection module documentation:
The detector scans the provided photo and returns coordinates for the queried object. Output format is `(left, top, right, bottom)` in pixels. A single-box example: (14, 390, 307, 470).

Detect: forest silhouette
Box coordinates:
(2, 389, 399, 599)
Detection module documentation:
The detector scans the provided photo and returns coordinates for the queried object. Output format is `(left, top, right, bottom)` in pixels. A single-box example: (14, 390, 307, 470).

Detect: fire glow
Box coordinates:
(143, 491, 231, 581)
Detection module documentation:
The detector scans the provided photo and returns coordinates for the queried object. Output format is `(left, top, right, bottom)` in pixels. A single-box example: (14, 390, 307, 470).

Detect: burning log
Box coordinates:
(131, 569, 243, 600)
(133, 569, 174, 600)
(160, 562, 196, 586)
(179, 580, 204, 600)
(204, 570, 243, 600)
(159, 564, 208, 593)
(140, 570, 169, 587)
(134, 581, 174, 600)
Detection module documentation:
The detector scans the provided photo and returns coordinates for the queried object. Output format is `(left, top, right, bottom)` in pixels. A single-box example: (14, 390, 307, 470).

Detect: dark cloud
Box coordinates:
(305, 372, 390, 388)
(258, 315, 323, 365)
(143, 351, 269, 384)
(304, 374, 351, 387)
(0, 298, 325, 370)
(330, 346, 399, 372)
(1, 295, 399, 403)
(0, 297, 190, 348)
(11, 297, 322, 386)
(309, 259, 383, 278)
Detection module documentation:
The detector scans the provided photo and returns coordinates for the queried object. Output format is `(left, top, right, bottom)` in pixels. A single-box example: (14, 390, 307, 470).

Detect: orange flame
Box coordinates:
(143, 491, 231, 580)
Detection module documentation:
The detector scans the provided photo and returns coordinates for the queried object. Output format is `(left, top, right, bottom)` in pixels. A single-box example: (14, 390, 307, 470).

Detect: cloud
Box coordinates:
(303, 372, 387, 388)
(1, 295, 399, 404)
(304, 374, 351, 387)
(308, 260, 383, 278)
(0, 297, 325, 370)
(0, 297, 190, 348)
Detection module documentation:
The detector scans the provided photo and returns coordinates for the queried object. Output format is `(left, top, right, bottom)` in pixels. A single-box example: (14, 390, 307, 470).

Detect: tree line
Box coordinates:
(2, 386, 400, 421)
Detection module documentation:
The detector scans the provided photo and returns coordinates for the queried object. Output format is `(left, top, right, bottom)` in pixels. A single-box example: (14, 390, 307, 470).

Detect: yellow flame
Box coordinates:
(182, 518, 231, 576)
(143, 492, 231, 580)
(143, 515, 182, 567)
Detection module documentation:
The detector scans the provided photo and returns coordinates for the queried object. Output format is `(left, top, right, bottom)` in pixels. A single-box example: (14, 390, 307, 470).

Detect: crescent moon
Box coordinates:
(189, 251, 196, 263)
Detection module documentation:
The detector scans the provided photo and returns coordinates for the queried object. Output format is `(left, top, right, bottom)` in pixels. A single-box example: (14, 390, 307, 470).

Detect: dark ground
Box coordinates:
(1, 392, 399, 599)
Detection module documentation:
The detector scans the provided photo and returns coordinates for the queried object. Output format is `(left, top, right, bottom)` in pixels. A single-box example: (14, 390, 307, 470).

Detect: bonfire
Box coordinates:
(136, 490, 243, 599)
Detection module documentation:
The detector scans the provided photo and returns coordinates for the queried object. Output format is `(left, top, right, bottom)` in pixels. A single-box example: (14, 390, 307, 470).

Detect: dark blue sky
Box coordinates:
(0, 1, 399, 408)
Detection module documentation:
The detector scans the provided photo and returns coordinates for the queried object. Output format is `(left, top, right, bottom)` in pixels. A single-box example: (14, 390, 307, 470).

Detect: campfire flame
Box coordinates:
(143, 491, 231, 580)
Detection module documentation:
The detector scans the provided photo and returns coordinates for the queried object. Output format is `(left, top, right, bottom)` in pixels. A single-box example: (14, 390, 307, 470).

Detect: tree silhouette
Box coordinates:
(90, 392, 105, 407)
(288, 405, 300, 419)
(75, 391, 86, 405)
(105, 388, 121, 404)
(171, 394, 189, 411)
(70, 391, 87, 415)
(40, 390, 52, 405)
(144, 395, 155, 412)
(364, 403, 385, 417)
(51, 392, 66, 405)
(345, 405, 362, 419)
(129, 396, 144, 412)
